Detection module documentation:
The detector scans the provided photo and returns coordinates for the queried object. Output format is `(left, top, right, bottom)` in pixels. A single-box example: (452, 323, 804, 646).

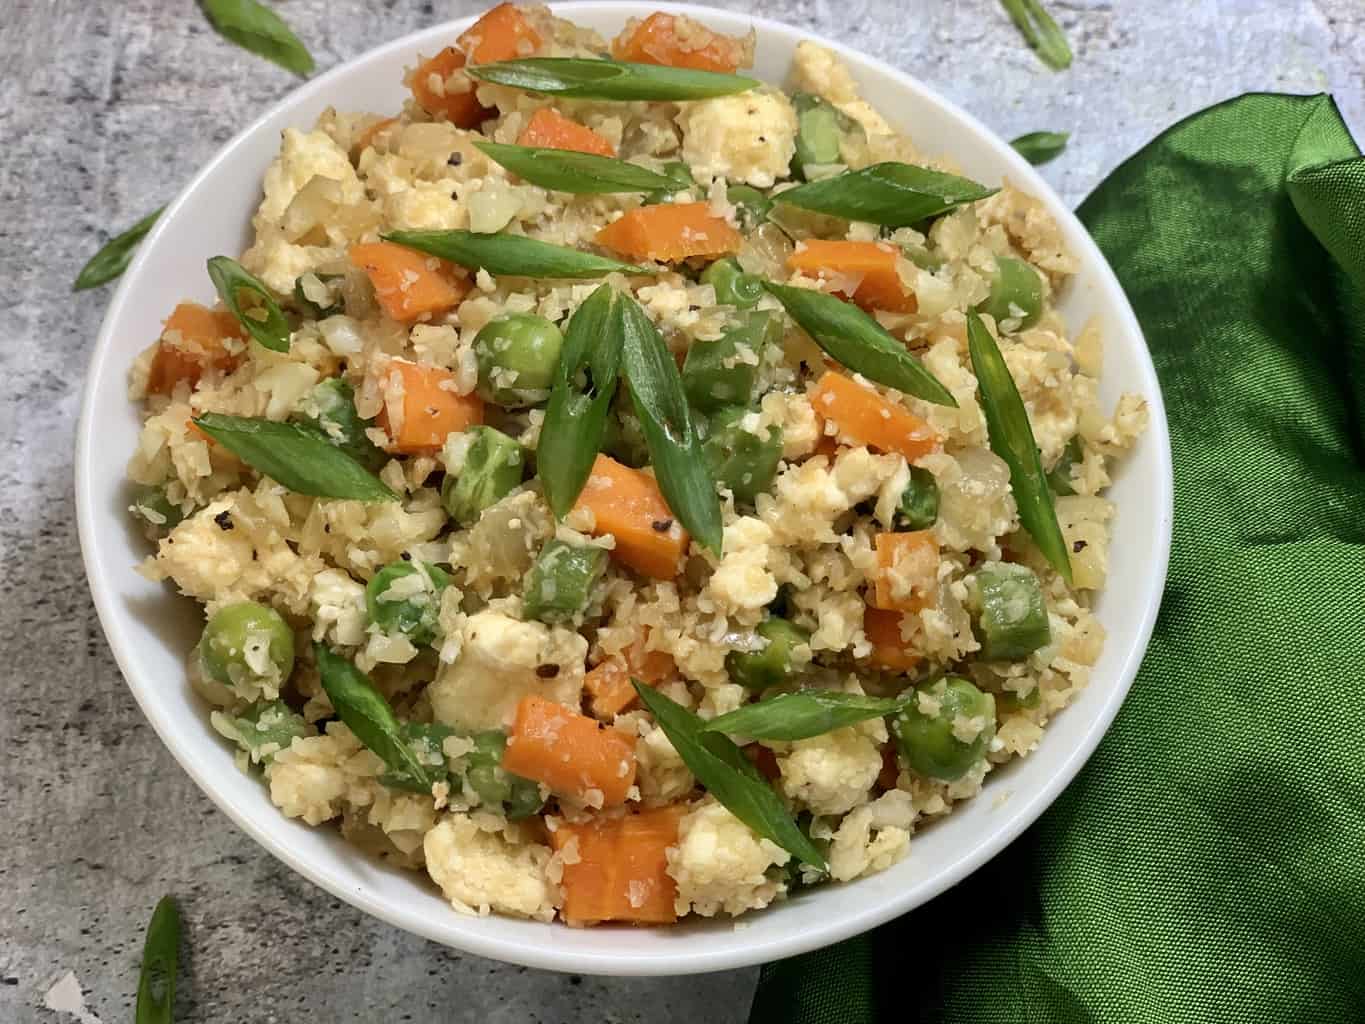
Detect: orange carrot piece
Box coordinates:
(595, 202, 741, 263)
(353, 117, 397, 155)
(573, 454, 690, 580)
(409, 46, 488, 127)
(349, 241, 469, 323)
(863, 607, 924, 672)
(551, 805, 686, 926)
(610, 12, 746, 73)
(788, 240, 918, 314)
(376, 358, 484, 454)
(458, 3, 542, 63)
(810, 370, 940, 462)
(502, 695, 637, 806)
(517, 107, 616, 157)
(584, 635, 676, 719)
(147, 303, 244, 396)
(871, 531, 938, 612)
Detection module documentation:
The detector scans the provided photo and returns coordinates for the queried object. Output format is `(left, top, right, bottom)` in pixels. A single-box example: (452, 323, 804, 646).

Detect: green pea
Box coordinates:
(896, 466, 939, 530)
(292, 271, 345, 319)
(791, 93, 845, 179)
(441, 425, 525, 527)
(703, 406, 784, 504)
(130, 484, 187, 531)
(474, 313, 565, 407)
(972, 563, 1051, 661)
(1047, 436, 1083, 496)
(702, 257, 764, 309)
(727, 617, 810, 690)
(465, 730, 544, 820)
(365, 560, 450, 647)
(523, 539, 609, 624)
(682, 310, 781, 413)
(199, 601, 296, 691)
(979, 256, 1043, 329)
(725, 184, 772, 231)
(645, 160, 695, 204)
(295, 378, 386, 470)
(891, 676, 996, 781)
(213, 699, 312, 766)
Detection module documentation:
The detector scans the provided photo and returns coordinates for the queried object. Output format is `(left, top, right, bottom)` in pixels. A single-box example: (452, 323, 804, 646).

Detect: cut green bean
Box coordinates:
(365, 560, 449, 647)
(682, 311, 779, 412)
(702, 257, 764, 309)
(522, 539, 609, 623)
(211, 699, 313, 765)
(973, 562, 1051, 661)
(891, 676, 996, 781)
(896, 465, 939, 530)
(727, 617, 810, 690)
(726, 184, 773, 230)
(979, 255, 1043, 330)
(791, 92, 844, 179)
(130, 484, 188, 532)
(703, 406, 783, 504)
(442, 425, 525, 526)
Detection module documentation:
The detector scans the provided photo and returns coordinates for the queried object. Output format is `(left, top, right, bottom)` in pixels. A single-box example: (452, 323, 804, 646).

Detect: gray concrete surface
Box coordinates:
(1, 1, 1359, 1021)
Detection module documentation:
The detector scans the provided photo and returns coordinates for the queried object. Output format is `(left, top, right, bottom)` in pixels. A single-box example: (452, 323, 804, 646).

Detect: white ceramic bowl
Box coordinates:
(76, 1, 1173, 976)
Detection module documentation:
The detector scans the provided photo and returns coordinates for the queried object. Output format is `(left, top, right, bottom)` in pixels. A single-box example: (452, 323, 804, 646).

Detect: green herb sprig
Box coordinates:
(191, 414, 398, 502)
(539, 284, 623, 518)
(468, 57, 758, 101)
(776, 162, 997, 228)
(73, 207, 164, 291)
(206, 256, 290, 352)
(702, 690, 917, 742)
(634, 682, 827, 869)
(763, 282, 957, 406)
(475, 142, 682, 194)
(381, 230, 650, 279)
(201, 0, 315, 75)
(966, 310, 1072, 581)
(616, 294, 723, 554)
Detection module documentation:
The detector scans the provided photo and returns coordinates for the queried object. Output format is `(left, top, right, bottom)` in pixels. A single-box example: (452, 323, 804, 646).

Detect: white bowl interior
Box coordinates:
(76, 2, 1172, 976)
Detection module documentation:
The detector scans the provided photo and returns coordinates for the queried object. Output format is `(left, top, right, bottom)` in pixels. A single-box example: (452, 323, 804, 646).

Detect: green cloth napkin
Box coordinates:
(750, 93, 1365, 1023)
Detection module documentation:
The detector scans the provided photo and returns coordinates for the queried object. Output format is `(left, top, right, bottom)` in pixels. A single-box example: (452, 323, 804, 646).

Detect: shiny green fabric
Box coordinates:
(749, 93, 1365, 1024)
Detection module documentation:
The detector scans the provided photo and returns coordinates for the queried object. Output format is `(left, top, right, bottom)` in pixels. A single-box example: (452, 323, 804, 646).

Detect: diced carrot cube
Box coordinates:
(517, 107, 616, 157)
(348, 242, 469, 323)
(550, 805, 686, 926)
(409, 47, 489, 127)
(376, 358, 484, 454)
(147, 303, 245, 396)
(788, 240, 918, 314)
(610, 12, 748, 73)
(863, 607, 923, 672)
(458, 3, 542, 63)
(503, 695, 637, 807)
(584, 634, 676, 719)
(871, 531, 938, 612)
(810, 370, 940, 461)
(573, 454, 690, 580)
(595, 203, 742, 263)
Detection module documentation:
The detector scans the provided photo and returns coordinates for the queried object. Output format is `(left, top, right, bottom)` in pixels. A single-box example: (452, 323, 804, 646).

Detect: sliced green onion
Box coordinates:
(381, 229, 650, 279)
(763, 282, 957, 407)
(1000, 0, 1073, 71)
(135, 896, 180, 1024)
(1010, 131, 1069, 165)
(966, 310, 1071, 582)
(539, 284, 622, 518)
(201, 0, 315, 75)
(702, 689, 915, 742)
(475, 142, 681, 194)
(73, 206, 163, 291)
(775, 162, 997, 228)
(634, 682, 827, 869)
(468, 57, 758, 101)
(191, 414, 398, 502)
(616, 294, 723, 554)
(206, 256, 290, 352)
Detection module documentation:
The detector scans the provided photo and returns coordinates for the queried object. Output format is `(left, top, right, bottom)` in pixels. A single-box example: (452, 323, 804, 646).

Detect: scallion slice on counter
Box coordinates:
(616, 293, 723, 555)
(966, 310, 1072, 582)
(775, 162, 997, 228)
(634, 682, 828, 869)
(701, 690, 917, 742)
(381, 229, 651, 279)
(201, 0, 315, 76)
(135, 896, 180, 1024)
(1010, 130, 1069, 165)
(474, 142, 683, 194)
(1000, 0, 1073, 71)
(73, 206, 163, 291)
(539, 284, 623, 518)
(763, 282, 957, 407)
(206, 256, 290, 352)
(191, 414, 398, 502)
(467, 57, 758, 101)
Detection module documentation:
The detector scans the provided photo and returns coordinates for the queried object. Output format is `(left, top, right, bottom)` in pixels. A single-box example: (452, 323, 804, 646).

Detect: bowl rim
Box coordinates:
(75, 0, 1173, 976)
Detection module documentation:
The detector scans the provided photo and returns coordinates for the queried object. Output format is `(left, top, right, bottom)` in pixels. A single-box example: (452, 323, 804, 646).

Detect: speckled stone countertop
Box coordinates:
(1, 1, 1359, 1020)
